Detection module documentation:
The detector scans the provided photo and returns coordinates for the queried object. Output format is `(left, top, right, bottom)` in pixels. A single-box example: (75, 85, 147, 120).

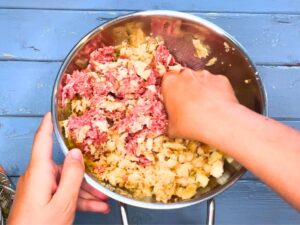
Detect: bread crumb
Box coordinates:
(192, 38, 210, 59)
(224, 42, 230, 53)
(244, 79, 252, 84)
(206, 57, 217, 66)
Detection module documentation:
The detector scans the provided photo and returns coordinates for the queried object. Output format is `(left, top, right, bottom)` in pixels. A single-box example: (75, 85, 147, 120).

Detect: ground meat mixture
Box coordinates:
(59, 28, 227, 202)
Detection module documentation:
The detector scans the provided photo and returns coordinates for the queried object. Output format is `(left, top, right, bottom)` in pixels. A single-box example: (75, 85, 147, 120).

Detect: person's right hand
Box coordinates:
(162, 68, 239, 143)
(163, 68, 300, 212)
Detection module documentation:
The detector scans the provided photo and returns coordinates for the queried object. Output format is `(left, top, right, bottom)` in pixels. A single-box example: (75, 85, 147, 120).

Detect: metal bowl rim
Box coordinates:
(51, 10, 267, 209)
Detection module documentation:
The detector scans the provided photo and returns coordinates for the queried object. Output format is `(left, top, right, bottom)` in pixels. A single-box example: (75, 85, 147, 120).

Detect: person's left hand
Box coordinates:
(7, 112, 110, 225)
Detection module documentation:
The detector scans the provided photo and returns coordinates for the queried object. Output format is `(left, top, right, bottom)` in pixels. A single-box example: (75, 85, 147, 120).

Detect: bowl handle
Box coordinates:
(119, 202, 129, 225)
(206, 198, 215, 225)
(118, 198, 215, 225)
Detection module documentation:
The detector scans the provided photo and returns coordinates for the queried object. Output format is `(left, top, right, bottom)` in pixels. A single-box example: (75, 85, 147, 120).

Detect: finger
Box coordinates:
(31, 112, 53, 163)
(79, 189, 103, 201)
(54, 164, 108, 203)
(161, 71, 179, 99)
(81, 180, 109, 201)
(55, 163, 108, 201)
(54, 164, 62, 184)
(163, 68, 194, 91)
(215, 74, 230, 83)
(195, 69, 212, 76)
(52, 149, 84, 210)
(167, 127, 178, 139)
(192, 70, 211, 83)
(163, 71, 178, 83)
(76, 198, 110, 213)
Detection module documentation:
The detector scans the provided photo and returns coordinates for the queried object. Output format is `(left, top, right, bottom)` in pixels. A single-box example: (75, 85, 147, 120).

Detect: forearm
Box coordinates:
(200, 104, 300, 210)
(162, 69, 300, 210)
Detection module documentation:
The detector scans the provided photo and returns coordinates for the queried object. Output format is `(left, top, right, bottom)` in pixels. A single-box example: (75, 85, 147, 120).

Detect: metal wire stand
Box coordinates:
(0, 170, 15, 225)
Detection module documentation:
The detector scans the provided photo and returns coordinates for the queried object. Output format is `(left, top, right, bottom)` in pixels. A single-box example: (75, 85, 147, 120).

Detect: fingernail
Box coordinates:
(45, 111, 51, 118)
(104, 208, 111, 214)
(43, 112, 52, 122)
(69, 149, 82, 161)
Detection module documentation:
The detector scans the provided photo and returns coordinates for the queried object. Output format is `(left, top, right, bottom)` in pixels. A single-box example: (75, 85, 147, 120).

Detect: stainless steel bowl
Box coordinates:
(52, 10, 267, 224)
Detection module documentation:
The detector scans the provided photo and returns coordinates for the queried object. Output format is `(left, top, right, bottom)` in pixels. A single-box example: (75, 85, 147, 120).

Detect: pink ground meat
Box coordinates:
(61, 42, 177, 159)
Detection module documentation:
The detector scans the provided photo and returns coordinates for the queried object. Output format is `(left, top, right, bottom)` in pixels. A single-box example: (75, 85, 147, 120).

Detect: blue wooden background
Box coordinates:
(0, 1, 300, 224)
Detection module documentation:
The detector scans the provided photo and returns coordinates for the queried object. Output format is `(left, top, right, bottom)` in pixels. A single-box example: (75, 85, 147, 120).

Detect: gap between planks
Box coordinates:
(0, 59, 300, 68)
(2, 115, 300, 121)
(1, 7, 300, 16)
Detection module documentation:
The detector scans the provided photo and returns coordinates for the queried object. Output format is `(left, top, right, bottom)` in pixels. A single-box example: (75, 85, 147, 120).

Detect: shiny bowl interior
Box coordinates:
(52, 10, 267, 209)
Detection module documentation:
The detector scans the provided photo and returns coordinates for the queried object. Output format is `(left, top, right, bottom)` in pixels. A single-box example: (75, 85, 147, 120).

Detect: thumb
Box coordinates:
(31, 112, 53, 164)
(52, 149, 85, 211)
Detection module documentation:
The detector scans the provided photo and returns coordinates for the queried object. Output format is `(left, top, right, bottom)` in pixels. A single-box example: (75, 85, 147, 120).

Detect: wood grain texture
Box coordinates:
(8, 177, 300, 224)
(259, 66, 300, 119)
(1, 10, 300, 65)
(0, 62, 59, 116)
(1, 117, 300, 177)
(1, 2, 300, 223)
(0, 117, 64, 176)
(1, 62, 300, 118)
(1, 0, 300, 13)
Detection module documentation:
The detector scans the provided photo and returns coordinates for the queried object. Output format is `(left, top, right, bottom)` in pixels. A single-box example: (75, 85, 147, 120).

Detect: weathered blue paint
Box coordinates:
(1, 0, 300, 13)
(1, 1, 300, 224)
(1, 117, 299, 177)
(9, 178, 300, 224)
(1, 62, 300, 119)
(0, 10, 300, 64)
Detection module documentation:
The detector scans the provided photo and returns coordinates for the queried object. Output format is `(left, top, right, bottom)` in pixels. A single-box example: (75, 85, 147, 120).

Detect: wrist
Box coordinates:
(195, 102, 249, 148)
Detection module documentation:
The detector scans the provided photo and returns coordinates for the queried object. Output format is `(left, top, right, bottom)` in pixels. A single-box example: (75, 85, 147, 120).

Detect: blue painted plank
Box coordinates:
(0, 117, 64, 176)
(0, 2, 298, 223)
(259, 66, 300, 119)
(8, 177, 300, 224)
(1, 117, 300, 177)
(0, 9, 108, 61)
(1, 62, 300, 118)
(1, 0, 300, 13)
(0, 10, 300, 64)
(0, 62, 60, 115)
